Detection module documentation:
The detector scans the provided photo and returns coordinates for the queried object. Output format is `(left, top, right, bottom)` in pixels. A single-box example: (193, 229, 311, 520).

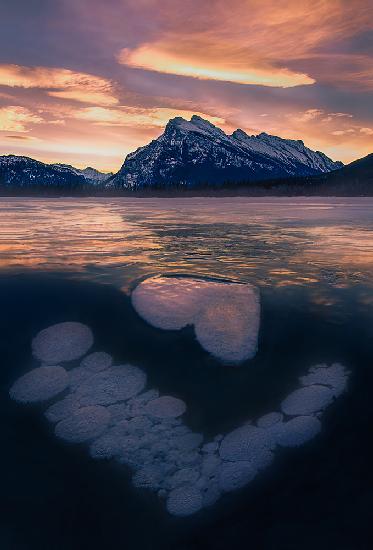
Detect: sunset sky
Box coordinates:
(0, 0, 372, 172)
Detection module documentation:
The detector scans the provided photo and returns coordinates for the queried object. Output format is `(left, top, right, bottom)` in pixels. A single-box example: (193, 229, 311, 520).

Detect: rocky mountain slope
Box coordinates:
(53, 164, 113, 184)
(0, 155, 110, 188)
(109, 115, 343, 189)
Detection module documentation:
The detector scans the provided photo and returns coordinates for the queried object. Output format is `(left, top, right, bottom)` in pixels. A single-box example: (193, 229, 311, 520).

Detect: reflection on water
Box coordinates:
(0, 197, 372, 292)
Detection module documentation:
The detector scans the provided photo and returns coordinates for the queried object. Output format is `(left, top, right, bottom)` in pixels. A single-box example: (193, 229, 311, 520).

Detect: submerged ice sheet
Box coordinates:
(10, 322, 350, 517)
(131, 276, 260, 364)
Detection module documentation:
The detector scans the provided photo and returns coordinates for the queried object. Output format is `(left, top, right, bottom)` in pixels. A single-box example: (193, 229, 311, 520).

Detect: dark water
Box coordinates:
(1, 197, 373, 549)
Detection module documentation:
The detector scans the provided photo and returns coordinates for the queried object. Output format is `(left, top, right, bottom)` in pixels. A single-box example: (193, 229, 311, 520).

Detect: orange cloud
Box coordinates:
(0, 64, 118, 106)
(119, 45, 314, 88)
(118, 0, 373, 89)
(360, 127, 373, 135)
(1, 0, 372, 171)
(0, 106, 43, 132)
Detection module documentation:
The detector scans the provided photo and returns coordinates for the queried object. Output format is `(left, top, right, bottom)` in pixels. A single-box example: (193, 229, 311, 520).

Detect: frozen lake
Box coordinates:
(1, 197, 373, 549)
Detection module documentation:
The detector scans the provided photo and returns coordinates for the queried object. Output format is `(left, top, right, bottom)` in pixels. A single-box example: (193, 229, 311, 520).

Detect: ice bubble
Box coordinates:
(201, 441, 219, 454)
(127, 416, 154, 432)
(106, 403, 131, 424)
(131, 276, 260, 364)
(75, 365, 147, 406)
(128, 389, 160, 408)
(171, 433, 204, 452)
(32, 322, 93, 364)
(89, 422, 130, 459)
(167, 467, 200, 489)
(10, 366, 68, 403)
(132, 464, 167, 490)
(80, 352, 112, 370)
(219, 425, 274, 465)
(55, 405, 110, 443)
(219, 460, 258, 493)
(275, 416, 322, 447)
(201, 454, 221, 477)
(201, 481, 221, 508)
(175, 451, 202, 468)
(69, 353, 113, 390)
(300, 363, 348, 397)
(45, 395, 80, 423)
(131, 277, 200, 330)
(9, 344, 350, 518)
(145, 396, 186, 418)
(69, 351, 113, 391)
(193, 288, 260, 364)
(166, 486, 204, 517)
(281, 384, 335, 416)
(257, 412, 283, 429)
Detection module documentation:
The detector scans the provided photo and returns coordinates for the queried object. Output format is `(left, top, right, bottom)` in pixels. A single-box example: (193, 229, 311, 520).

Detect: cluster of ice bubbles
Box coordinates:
(9, 318, 349, 517)
(131, 276, 261, 364)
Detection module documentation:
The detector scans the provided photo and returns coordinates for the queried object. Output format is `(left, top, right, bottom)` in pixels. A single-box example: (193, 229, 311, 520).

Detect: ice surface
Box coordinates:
(9, 366, 68, 403)
(32, 322, 93, 364)
(131, 276, 260, 364)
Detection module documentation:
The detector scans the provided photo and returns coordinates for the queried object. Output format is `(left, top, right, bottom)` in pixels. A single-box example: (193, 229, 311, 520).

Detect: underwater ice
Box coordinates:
(55, 405, 111, 443)
(32, 322, 93, 364)
(10, 366, 68, 403)
(131, 276, 261, 364)
(10, 323, 350, 517)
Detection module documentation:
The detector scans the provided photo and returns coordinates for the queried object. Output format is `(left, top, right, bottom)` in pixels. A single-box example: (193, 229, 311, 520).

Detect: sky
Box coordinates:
(0, 0, 372, 172)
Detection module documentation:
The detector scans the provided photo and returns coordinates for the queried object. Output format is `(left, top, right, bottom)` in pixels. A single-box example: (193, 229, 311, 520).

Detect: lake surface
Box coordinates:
(1, 197, 373, 549)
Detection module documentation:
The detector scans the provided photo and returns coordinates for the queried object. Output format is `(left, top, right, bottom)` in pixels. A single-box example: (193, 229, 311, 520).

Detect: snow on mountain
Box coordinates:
(52, 164, 112, 184)
(231, 130, 339, 173)
(0, 155, 86, 188)
(0, 155, 111, 188)
(109, 115, 343, 189)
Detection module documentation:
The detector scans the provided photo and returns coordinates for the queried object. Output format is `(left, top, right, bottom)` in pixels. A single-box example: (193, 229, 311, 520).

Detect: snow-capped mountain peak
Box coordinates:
(109, 115, 342, 189)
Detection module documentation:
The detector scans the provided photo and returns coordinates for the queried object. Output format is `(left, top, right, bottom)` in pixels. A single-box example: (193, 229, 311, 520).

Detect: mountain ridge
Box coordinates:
(1, 114, 371, 196)
(109, 115, 343, 189)
(0, 155, 111, 188)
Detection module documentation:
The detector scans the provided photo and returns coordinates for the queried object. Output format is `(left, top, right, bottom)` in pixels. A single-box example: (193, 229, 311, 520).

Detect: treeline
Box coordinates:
(0, 173, 372, 197)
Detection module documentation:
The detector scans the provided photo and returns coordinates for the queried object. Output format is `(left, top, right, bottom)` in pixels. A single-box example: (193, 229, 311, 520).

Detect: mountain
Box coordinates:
(53, 164, 113, 184)
(0, 155, 110, 189)
(224, 152, 372, 196)
(303, 152, 373, 193)
(329, 152, 373, 181)
(109, 115, 343, 189)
